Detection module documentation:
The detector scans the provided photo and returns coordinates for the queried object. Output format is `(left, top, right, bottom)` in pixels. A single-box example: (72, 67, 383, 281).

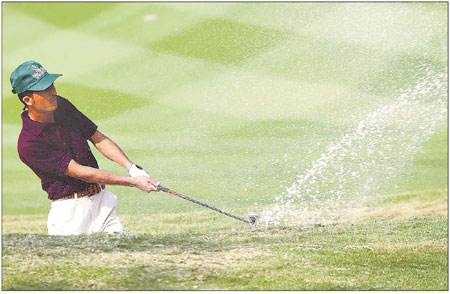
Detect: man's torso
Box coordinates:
(18, 96, 99, 200)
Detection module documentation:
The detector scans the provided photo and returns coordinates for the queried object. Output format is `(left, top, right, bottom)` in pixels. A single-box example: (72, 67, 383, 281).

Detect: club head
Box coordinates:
(248, 213, 260, 226)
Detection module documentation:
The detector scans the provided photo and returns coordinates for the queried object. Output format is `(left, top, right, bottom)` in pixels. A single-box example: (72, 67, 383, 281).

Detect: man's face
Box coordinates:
(26, 84, 58, 112)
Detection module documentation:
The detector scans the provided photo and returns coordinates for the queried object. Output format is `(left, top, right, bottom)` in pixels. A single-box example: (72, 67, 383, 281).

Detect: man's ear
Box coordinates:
(22, 95, 33, 106)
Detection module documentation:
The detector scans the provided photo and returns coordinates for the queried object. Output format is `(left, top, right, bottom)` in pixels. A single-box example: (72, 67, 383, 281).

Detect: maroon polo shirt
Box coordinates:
(18, 96, 99, 200)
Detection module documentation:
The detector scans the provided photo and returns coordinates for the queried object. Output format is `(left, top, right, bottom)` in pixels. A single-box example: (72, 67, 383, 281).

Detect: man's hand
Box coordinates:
(128, 163, 161, 193)
(133, 176, 160, 193)
(129, 163, 151, 178)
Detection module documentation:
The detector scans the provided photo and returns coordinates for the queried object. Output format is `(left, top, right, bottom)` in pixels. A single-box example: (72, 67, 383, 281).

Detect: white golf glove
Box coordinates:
(129, 163, 151, 178)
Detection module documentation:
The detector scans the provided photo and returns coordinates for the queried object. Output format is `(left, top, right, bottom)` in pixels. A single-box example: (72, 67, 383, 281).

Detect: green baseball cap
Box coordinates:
(10, 60, 62, 94)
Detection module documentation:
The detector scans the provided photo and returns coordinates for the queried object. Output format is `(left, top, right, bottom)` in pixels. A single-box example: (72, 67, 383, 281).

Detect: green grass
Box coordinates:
(7, 3, 121, 28)
(2, 216, 448, 289)
(2, 2, 448, 290)
(151, 19, 288, 64)
(2, 189, 448, 290)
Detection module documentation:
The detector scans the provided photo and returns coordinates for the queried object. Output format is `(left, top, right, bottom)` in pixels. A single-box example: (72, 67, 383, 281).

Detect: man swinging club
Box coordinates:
(11, 60, 160, 235)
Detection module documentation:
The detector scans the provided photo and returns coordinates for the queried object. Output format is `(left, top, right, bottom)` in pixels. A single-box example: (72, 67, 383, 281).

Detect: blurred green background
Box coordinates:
(2, 3, 447, 216)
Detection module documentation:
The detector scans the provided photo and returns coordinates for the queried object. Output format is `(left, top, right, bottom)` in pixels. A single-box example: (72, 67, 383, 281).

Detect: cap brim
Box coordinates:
(28, 73, 62, 92)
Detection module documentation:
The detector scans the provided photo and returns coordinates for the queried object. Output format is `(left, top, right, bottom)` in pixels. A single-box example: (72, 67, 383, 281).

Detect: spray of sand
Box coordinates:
(262, 65, 447, 226)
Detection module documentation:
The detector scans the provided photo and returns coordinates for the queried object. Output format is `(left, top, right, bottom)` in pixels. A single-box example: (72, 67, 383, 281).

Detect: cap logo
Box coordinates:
(31, 64, 47, 79)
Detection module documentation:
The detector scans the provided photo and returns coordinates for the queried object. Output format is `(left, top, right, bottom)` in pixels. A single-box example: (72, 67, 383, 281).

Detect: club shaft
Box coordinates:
(155, 185, 250, 224)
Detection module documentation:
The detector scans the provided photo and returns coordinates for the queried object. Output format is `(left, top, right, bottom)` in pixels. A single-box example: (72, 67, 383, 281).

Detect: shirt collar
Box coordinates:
(21, 107, 50, 136)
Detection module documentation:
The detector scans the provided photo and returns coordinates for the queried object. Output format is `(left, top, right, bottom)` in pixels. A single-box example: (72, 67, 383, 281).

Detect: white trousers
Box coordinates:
(47, 189, 124, 236)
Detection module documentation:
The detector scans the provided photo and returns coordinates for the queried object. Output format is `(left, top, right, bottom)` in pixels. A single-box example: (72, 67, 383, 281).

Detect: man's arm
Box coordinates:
(64, 160, 158, 193)
(89, 130, 133, 170)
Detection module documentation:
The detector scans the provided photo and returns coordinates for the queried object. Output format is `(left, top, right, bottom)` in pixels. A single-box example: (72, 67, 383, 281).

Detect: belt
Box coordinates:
(53, 184, 105, 201)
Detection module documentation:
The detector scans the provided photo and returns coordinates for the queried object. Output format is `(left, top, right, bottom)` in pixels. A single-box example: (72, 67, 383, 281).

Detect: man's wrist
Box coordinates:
(129, 176, 138, 187)
(129, 163, 150, 178)
(126, 161, 133, 170)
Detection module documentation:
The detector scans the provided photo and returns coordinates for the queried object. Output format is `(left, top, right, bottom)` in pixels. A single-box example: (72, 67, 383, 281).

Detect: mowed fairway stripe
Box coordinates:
(77, 3, 220, 45)
(2, 29, 144, 81)
(3, 3, 414, 123)
(2, 5, 61, 52)
(62, 7, 368, 122)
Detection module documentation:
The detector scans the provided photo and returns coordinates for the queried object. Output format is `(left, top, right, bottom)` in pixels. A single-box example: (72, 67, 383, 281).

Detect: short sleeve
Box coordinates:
(56, 96, 98, 139)
(19, 143, 73, 177)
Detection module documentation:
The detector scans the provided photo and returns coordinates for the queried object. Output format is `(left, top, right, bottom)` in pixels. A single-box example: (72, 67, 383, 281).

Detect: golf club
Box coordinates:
(155, 184, 259, 226)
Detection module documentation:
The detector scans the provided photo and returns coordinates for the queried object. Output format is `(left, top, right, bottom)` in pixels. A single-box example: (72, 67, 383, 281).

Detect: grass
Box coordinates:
(2, 2, 448, 290)
(2, 189, 448, 290)
(150, 18, 288, 64)
(3, 223, 447, 290)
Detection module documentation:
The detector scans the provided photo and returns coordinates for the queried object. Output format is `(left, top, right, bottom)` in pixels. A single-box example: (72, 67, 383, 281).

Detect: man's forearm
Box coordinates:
(96, 137, 132, 170)
(90, 131, 132, 170)
(64, 160, 158, 193)
(66, 161, 136, 187)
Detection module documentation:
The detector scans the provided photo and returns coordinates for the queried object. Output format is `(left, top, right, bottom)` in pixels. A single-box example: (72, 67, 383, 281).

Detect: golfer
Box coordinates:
(11, 60, 159, 236)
